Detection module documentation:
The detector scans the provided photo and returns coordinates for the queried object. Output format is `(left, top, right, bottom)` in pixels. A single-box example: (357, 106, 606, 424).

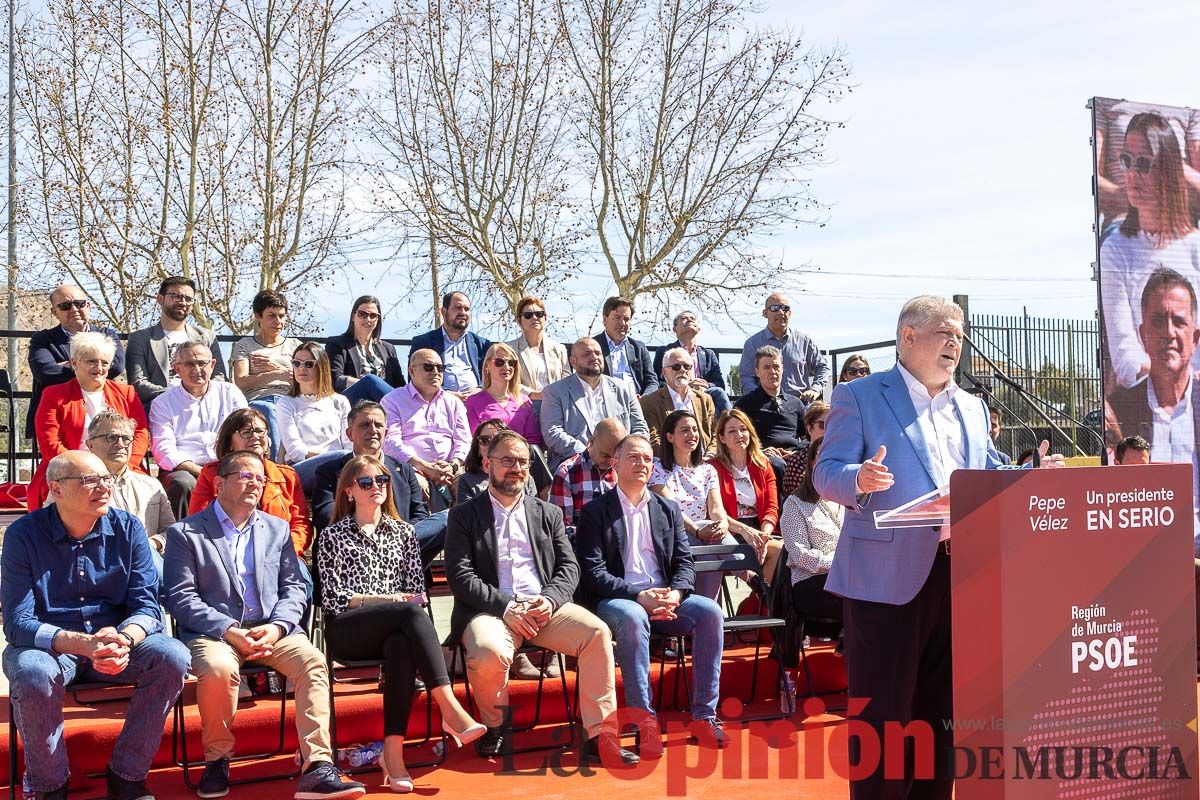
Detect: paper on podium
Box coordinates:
(873, 485, 950, 528)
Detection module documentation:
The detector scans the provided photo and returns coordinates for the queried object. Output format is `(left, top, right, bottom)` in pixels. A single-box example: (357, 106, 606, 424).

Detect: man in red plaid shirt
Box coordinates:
(550, 418, 627, 534)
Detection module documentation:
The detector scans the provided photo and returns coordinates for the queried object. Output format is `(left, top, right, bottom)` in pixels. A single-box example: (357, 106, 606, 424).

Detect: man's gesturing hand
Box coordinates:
(856, 445, 894, 494)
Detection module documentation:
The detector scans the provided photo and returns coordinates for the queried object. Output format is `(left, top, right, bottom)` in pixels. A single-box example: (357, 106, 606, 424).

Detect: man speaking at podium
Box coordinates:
(814, 295, 1061, 799)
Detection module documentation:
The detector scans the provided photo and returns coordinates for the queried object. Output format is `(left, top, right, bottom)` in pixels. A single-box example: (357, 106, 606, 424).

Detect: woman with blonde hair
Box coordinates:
(708, 409, 784, 583)
(463, 342, 542, 445)
(277, 341, 352, 491)
(318, 455, 484, 792)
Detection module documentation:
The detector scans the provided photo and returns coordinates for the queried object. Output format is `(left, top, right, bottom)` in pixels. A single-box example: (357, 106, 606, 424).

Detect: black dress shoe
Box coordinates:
(581, 734, 640, 768)
(105, 767, 154, 800)
(196, 758, 230, 799)
(36, 784, 68, 800)
(636, 718, 664, 760)
(474, 727, 506, 759)
(691, 717, 730, 749)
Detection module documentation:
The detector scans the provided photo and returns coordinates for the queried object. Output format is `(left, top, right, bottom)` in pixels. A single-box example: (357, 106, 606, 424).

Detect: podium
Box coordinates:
(947, 464, 1199, 798)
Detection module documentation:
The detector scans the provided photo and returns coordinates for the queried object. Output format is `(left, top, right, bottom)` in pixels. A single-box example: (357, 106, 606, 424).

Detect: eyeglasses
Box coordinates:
(355, 310, 380, 321)
(496, 456, 531, 469)
(89, 433, 134, 446)
(354, 474, 391, 490)
(55, 300, 88, 311)
(1119, 152, 1153, 175)
(492, 358, 518, 368)
(291, 359, 317, 370)
(666, 363, 693, 371)
(180, 360, 212, 370)
(419, 363, 446, 373)
(218, 470, 267, 485)
(236, 426, 269, 439)
(766, 303, 791, 313)
(521, 310, 546, 320)
(844, 367, 870, 377)
(57, 473, 115, 489)
(163, 292, 195, 304)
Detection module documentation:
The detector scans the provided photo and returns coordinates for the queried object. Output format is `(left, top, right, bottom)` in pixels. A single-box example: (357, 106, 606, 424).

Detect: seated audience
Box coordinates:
(540, 337, 648, 472)
(230, 289, 300, 460)
(312, 401, 446, 566)
(382, 349, 471, 511)
(464, 343, 542, 445)
(164, 450, 366, 800)
(324, 295, 405, 405)
(188, 408, 312, 557)
(1116, 435, 1152, 465)
(507, 296, 570, 400)
(576, 433, 729, 753)
(455, 420, 536, 505)
(2, 451, 189, 800)
(27, 284, 125, 440)
(779, 436, 843, 628)
(277, 342, 352, 491)
(987, 405, 1012, 465)
(647, 410, 737, 600)
(444, 431, 637, 765)
(29, 331, 149, 510)
(408, 292, 492, 399)
(735, 345, 806, 482)
(317, 455, 485, 791)
(150, 342, 248, 519)
(126, 276, 227, 407)
(640, 346, 717, 457)
(780, 401, 830, 498)
(549, 417, 626, 534)
(593, 296, 658, 396)
(738, 292, 828, 401)
(652, 310, 732, 413)
(838, 354, 871, 384)
(709, 409, 783, 583)
(46, 411, 175, 575)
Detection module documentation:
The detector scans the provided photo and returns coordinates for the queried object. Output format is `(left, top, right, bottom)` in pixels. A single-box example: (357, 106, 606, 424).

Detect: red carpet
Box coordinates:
(1, 644, 850, 798)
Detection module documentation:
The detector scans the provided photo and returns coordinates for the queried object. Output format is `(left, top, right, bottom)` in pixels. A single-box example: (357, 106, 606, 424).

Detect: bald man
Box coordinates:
(27, 284, 125, 438)
(550, 417, 627, 532)
(737, 291, 828, 401)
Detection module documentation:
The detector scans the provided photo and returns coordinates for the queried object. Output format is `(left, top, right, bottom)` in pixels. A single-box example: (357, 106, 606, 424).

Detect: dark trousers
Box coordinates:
(791, 573, 843, 631)
(325, 602, 450, 737)
(843, 549, 952, 800)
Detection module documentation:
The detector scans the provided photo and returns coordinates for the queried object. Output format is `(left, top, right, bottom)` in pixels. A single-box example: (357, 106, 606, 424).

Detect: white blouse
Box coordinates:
(779, 494, 844, 584)
(650, 459, 719, 523)
(277, 394, 352, 463)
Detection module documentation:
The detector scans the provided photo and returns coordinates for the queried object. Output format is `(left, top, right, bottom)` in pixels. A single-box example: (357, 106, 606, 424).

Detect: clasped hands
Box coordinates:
(503, 595, 554, 639)
(88, 626, 132, 675)
(224, 623, 283, 660)
(637, 588, 682, 621)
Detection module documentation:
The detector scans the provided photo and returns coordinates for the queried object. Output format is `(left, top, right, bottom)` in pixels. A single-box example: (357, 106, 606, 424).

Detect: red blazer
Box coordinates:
(709, 457, 779, 531)
(190, 459, 312, 556)
(29, 379, 150, 509)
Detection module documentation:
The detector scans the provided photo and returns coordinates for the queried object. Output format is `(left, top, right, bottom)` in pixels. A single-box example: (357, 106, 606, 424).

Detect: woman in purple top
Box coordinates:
(463, 343, 543, 445)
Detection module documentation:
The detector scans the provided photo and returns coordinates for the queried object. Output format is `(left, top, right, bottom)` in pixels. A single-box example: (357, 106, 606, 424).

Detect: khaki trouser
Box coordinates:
(462, 602, 617, 738)
(188, 632, 332, 767)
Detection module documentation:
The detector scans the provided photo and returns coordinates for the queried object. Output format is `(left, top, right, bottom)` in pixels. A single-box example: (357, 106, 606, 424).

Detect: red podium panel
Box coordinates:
(950, 464, 1198, 799)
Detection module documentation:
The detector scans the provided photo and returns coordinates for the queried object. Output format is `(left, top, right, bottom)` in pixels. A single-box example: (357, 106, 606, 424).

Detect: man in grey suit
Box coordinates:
(540, 337, 648, 473)
(126, 277, 227, 407)
(164, 450, 364, 800)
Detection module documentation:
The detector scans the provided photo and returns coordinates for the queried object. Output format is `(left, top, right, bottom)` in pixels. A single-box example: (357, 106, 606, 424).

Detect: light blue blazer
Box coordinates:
(812, 364, 1009, 606)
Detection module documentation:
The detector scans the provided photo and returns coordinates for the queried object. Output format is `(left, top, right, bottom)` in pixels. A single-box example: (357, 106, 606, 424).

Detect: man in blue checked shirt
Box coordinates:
(2, 450, 190, 800)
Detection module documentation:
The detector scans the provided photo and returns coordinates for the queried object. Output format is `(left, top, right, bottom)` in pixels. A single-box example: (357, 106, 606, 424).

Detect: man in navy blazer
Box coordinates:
(407, 292, 492, 397)
(576, 433, 728, 755)
(652, 310, 731, 413)
(813, 296, 1061, 799)
(164, 450, 364, 800)
(593, 296, 659, 396)
(26, 284, 125, 438)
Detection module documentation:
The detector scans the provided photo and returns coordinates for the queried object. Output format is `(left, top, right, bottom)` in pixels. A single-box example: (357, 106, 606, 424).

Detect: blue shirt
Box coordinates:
(441, 330, 479, 392)
(213, 501, 265, 624)
(738, 326, 830, 398)
(605, 335, 637, 391)
(1, 506, 162, 651)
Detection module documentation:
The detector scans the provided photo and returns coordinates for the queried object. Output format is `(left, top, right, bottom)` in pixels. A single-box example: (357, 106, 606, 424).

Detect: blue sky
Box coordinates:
(318, 0, 1200, 354)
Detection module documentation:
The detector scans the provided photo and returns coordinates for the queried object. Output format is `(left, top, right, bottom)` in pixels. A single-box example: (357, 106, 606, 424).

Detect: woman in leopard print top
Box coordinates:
(316, 455, 484, 791)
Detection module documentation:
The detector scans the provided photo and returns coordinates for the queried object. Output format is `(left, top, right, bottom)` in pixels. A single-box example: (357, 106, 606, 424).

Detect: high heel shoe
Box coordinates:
(443, 718, 488, 748)
(380, 754, 414, 794)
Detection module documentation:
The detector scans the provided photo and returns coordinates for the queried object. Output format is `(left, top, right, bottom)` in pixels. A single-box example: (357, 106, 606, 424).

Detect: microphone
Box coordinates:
(959, 371, 1041, 468)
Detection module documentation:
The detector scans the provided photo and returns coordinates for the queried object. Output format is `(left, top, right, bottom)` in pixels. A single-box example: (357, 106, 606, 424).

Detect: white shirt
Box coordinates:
(277, 394, 352, 464)
(732, 464, 757, 515)
(81, 388, 107, 451)
(1147, 377, 1196, 468)
(489, 492, 543, 600)
(616, 486, 663, 590)
(578, 376, 607, 431)
(163, 327, 191, 386)
(897, 362, 966, 541)
(670, 387, 692, 411)
(150, 381, 249, 470)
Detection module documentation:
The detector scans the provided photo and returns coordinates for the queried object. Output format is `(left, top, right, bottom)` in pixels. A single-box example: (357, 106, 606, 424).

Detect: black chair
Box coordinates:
(0, 369, 14, 480)
(768, 548, 845, 713)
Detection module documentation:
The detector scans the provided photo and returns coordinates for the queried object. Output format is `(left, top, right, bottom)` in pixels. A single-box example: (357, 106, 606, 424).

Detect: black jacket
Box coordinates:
(324, 333, 405, 392)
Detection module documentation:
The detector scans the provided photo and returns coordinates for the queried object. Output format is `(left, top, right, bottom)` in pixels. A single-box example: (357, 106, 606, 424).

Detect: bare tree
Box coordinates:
(558, 0, 852, 315)
(369, 0, 581, 318)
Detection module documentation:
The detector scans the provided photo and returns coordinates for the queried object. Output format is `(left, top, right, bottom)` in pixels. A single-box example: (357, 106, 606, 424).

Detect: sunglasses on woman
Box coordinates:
(291, 359, 317, 369)
(355, 474, 391, 490)
(844, 367, 870, 377)
(492, 358, 518, 368)
(1119, 152, 1153, 175)
(521, 310, 546, 320)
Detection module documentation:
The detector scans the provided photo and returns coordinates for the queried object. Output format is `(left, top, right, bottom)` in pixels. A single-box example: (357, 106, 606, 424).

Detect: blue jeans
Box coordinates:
(341, 374, 394, 406)
(595, 593, 724, 720)
(249, 396, 282, 461)
(4, 634, 190, 791)
(706, 386, 732, 415)
(291, 450, 351, 495)
(413, 510, 448, 566)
